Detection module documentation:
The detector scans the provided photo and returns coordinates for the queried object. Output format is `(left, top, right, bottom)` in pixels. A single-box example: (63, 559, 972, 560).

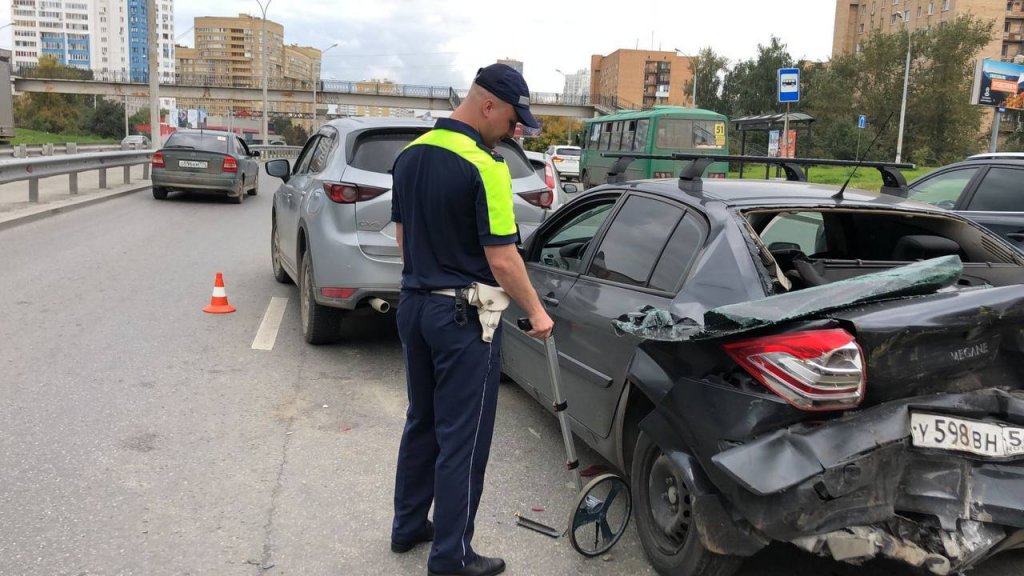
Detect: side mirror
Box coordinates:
(265, 158, 291, 182)
(251, 150, 261, 158)
(563, 183, 578, 195)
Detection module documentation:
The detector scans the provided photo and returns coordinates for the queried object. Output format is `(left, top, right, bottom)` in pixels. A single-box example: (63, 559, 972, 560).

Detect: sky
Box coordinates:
(0, 0, 837, 93)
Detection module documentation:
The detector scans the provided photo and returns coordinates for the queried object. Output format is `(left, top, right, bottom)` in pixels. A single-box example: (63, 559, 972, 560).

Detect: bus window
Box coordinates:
(694, 120, 725, 149)
(634, 119, 649, 151)
(623, 120, 636, 152)
(599, 123, 612, 150)
(588, 123, 601, 148)
(656, 118, 694, 150)
(606, 120, 622, 150)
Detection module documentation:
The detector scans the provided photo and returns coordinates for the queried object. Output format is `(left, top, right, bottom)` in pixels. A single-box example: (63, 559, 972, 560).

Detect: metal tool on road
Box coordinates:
(514, 318, 631, 557)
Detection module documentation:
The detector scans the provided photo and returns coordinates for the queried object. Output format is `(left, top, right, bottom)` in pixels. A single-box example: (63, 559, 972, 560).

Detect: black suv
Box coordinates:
(501, 156, 1024, 576)
(907, 153, 1024, 251)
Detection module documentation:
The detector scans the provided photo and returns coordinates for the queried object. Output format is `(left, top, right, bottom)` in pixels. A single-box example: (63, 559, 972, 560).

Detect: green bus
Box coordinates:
(580, 106, 729, 188)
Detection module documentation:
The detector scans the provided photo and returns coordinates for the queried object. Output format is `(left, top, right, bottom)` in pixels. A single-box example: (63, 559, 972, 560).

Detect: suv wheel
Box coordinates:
(271, 217, 292, 284)
(153, 186, 168, 200)
(300, 250, 342, 344)
(631, 431, 741, 576)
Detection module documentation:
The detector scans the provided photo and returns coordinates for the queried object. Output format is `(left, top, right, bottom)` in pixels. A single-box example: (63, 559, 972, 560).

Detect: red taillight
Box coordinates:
(518, 189, 553, 209)
(323, 182, 388, 204)
(222, 156, 238, 173)
(543, 164, 556, 191)
(321, 287, 356, 298)
(152, 151, 165, 168)
(723, 329, 866, 411)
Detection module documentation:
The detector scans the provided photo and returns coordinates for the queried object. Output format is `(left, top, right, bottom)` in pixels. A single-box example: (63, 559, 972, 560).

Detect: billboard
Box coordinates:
(972, 59, 1024, 110)
(168, 107, 208, 129)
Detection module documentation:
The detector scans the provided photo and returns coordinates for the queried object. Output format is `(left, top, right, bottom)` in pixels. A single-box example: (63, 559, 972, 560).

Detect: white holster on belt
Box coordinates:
(464, 282, 510, 343)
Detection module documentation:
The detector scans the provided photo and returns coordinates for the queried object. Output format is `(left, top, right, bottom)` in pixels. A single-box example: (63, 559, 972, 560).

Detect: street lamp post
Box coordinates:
(312, 42, 337, 129)
(896, 11, 911, 163)
(675, 48, 698, 108)
(555, 68, 574, 144)
(255, 0, 272, 143)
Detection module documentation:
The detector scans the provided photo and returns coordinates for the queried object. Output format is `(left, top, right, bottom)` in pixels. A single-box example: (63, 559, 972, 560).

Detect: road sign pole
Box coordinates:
(991, 110, 1002, 153)
(783, 103, 790, 159)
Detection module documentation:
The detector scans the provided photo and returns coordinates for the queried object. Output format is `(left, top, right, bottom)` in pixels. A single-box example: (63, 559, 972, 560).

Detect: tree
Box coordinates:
(84, 98, 127, 139)
(522, 116, 585, 152)
(721, 36, 794, 117)
(13, 56, 93, 134)
(689, 47, 729, 114)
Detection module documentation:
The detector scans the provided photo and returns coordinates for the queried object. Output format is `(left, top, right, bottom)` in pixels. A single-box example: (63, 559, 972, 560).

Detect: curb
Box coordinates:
(0, 183, 150, 232)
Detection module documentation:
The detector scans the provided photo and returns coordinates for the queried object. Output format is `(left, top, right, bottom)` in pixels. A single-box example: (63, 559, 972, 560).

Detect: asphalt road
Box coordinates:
(1, 171, 1021, 575)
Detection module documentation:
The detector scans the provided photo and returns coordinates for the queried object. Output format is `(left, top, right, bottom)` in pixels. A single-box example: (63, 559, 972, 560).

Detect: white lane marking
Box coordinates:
(252, 297, 288, 350)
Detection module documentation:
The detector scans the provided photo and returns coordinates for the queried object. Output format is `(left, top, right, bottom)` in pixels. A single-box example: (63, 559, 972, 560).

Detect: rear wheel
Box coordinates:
(152, 186, 168, 200)
(271, 217, 292, 284)
(231, 183, 243, 204)
(631, 431, 741, 576)
(582, 170, 594, 190)
(248, 174, 259, 196)
(300, 250, 343, 344)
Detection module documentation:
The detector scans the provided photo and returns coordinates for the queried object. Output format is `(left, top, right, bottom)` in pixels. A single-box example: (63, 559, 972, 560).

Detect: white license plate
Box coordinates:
(910, 412, 1024, 458)
(178, 160, 207, 168)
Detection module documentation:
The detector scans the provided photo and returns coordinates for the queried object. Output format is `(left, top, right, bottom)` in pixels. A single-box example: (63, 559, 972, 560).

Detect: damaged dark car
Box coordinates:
(501, 158, 1024, 576)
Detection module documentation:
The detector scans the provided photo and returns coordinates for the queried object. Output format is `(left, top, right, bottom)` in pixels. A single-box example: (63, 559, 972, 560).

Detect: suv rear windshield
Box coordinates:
(350, 130, 535, 179)
(165, 133, 231, 152)
(555, 147, 581, 156)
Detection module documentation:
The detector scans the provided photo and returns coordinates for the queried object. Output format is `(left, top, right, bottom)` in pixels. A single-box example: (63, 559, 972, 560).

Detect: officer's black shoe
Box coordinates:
(427, 555, 506, 576)
(390, 520, 434, 553)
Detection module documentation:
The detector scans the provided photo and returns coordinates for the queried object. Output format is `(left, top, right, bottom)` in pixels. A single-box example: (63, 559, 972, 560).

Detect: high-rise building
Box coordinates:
(590, 49, 693, 111)
(351, 79, 413, 118)
(833, 0, 1009, 61)
(561, 67, 590, 101)
(11, 0, 175, 83)
(175, 14, 322, 130)
(497, 57, 523, 75)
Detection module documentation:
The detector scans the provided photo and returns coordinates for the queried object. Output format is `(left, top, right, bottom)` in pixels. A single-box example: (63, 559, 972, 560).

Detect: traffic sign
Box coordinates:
(858, 115, 867, 129)
(778, 68, 800, 103)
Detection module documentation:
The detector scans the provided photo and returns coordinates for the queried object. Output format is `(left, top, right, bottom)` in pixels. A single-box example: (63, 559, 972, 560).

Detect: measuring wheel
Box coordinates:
(568, 473, 632, 557)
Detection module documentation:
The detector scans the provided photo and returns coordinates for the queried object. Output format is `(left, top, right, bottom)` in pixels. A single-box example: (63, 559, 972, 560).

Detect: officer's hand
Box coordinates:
(527, 310, 554, 340)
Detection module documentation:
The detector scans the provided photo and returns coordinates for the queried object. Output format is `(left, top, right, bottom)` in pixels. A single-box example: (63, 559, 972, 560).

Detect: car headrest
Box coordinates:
(891, 235, 962, 261)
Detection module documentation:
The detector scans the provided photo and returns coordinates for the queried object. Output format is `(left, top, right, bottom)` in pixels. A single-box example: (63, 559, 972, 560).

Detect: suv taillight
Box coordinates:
(543, 164, 556, 191)
(518, 189, 553, 209)
(723, 328, 865, 411)
(152, 151, 165, 168)
(323, 182, 389, 204)
(222, 156, 238, 173)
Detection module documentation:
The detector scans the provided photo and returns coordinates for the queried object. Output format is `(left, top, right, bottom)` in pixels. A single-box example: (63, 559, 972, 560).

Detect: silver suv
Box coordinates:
(264, 117, 552, 344)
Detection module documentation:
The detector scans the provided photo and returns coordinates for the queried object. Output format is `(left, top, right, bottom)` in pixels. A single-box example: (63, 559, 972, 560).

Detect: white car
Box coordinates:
(525, 150, 578, 209)
(543, 145, 581, 180)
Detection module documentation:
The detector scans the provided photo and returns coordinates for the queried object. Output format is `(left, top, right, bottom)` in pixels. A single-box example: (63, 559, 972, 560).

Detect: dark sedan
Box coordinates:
(502, 159, 1024, 576)
(151, 130, 261, 204)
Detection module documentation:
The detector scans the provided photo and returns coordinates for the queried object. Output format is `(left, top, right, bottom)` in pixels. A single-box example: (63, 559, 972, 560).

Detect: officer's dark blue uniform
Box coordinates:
(390, 70, 533, 572)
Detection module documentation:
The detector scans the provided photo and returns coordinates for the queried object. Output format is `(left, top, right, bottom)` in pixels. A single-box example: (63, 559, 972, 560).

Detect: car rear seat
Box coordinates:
(891, 235, 962, 261)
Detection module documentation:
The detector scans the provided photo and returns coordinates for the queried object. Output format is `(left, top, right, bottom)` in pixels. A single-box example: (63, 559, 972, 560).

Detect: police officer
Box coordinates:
(389, 63, 554, 576)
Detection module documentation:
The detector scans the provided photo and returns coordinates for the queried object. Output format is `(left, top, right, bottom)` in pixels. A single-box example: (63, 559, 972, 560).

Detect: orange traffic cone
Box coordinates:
(203, 272, 236, 314)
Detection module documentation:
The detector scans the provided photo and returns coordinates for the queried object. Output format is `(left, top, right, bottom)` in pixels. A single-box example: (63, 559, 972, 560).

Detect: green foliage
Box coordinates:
(690, 47, 730, 115)
(804, 15, 993, 163)
(10, 128, 117, 145)
(84, 98, 127, 139)
(13, 56, 95, 134)
(721, 36, 794, 117)
(522, 116, 585, 152)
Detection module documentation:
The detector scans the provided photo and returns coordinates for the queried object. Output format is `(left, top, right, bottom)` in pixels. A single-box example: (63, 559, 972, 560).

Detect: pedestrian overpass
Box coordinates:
(12, 76, 597, 119)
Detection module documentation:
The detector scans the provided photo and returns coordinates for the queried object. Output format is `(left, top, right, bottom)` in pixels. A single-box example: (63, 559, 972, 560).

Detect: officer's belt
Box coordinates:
(430, 284, 510, 343)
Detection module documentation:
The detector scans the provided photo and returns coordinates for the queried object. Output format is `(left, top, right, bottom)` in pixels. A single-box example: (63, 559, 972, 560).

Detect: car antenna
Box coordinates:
(834, 111, 895, 199)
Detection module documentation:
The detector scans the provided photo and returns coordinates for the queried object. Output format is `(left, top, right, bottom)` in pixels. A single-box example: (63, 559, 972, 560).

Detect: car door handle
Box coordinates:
(541, 295, 559, 307)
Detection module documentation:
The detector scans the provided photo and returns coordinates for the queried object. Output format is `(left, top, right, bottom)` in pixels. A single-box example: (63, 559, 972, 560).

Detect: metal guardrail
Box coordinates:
(0, 142, 127, 159)
(249, 145, 302, 160)
(0, 150, 153, 202)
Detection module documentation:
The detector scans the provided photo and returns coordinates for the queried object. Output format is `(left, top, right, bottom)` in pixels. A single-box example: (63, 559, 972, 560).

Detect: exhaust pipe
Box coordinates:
(369, 297, 391, 314)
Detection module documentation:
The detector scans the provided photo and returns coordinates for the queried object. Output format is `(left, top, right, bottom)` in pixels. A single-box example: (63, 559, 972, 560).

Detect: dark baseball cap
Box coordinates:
(473, 63, 540, 129)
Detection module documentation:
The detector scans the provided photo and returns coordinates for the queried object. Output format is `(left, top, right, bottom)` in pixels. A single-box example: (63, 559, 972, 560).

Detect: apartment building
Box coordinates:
(11, 0, 175, 82)
(561, 67, 590, 101)
(833, 0, 1010, 61)
(590, 49, 694, 110)
(174, 14, 323, 130)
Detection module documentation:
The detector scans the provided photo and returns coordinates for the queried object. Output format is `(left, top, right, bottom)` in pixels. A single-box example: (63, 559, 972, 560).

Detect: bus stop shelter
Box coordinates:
(731, 112, 815, 178)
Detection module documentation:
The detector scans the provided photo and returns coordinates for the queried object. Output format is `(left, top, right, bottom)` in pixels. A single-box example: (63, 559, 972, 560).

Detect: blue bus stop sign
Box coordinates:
(778, 68, 800, 103)
(858, 115, 866, 129)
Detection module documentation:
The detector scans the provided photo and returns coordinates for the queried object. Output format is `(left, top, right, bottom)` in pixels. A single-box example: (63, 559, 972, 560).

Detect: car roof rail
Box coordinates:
(966, 152, 1024, 160)
(672, 153, 915, 197)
